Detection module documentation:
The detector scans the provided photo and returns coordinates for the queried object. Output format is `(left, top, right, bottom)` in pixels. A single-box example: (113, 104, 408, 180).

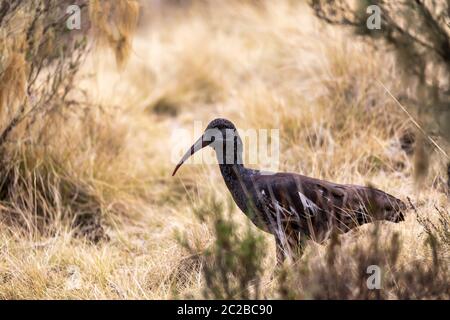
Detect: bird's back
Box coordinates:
(245, 172, 406, 242)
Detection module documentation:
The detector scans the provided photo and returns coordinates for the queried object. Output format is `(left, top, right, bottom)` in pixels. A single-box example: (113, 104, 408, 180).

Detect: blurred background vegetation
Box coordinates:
(0, 0, 139, 239)
(310, 0, 450, 186)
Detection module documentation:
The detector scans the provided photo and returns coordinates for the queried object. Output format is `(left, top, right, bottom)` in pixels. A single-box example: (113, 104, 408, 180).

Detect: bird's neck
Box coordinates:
(214, 140, 246, 185)
(219, 163, 246, 185)
(218, 163, 257, 213)
(214, 137, 258, 211)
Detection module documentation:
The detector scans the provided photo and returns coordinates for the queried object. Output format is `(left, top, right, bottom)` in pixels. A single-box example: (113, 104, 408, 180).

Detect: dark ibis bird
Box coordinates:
(172, 118, 407, 264)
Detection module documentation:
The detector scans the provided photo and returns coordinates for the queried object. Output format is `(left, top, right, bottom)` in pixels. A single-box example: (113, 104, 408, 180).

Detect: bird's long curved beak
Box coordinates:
(172, 134, 213, 176)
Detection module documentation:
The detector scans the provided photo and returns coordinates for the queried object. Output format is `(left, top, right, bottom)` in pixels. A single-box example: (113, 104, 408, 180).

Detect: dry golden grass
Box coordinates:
(0, 1, 448, 299)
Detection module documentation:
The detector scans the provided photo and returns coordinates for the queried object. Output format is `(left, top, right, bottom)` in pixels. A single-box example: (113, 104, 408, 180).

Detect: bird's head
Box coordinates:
(172, 118, 243, 176)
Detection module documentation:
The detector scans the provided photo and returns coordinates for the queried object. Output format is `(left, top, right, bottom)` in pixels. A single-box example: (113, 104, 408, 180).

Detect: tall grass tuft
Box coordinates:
(179, 195, 266, 299)
(0, 0, 140, 240)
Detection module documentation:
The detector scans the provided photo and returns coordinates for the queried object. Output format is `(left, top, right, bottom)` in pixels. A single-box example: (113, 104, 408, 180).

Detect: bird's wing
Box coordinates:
(250, 173, 405, 238)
